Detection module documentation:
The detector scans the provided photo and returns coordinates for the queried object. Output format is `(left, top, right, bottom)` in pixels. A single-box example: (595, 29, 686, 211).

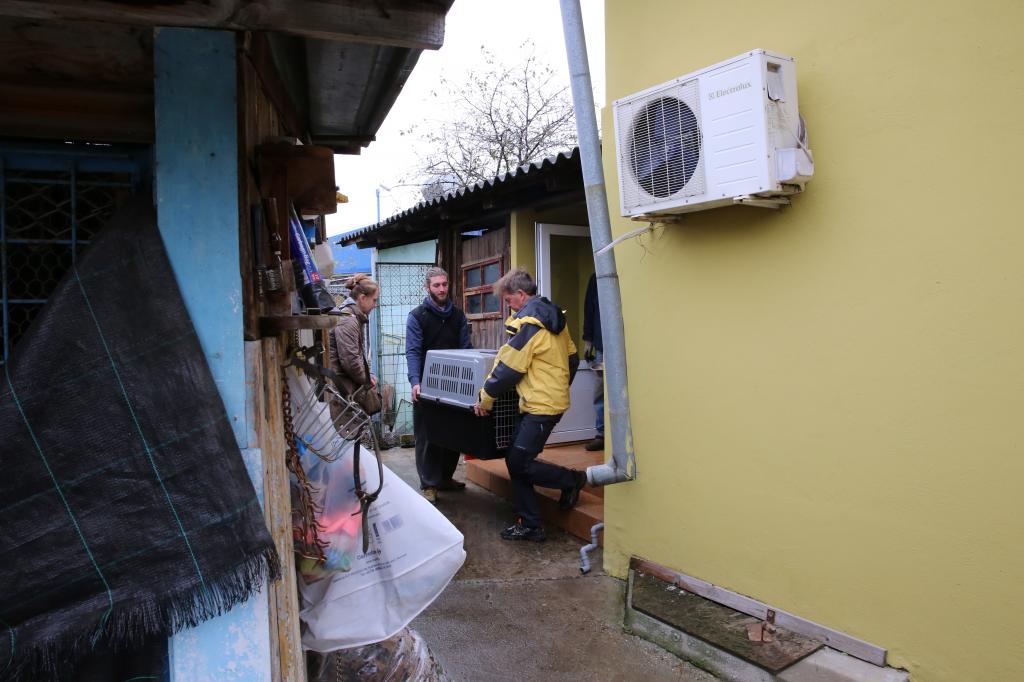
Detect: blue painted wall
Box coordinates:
(377, 239, 436, 264)
(154, 27, 271, 682)
(154, 28, 245, 447)
(330, 240, 372, 274)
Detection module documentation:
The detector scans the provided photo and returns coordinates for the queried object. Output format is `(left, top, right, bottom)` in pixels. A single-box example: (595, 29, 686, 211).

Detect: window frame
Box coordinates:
(0, 144, 148, 365)
(461, 256, 504, 320)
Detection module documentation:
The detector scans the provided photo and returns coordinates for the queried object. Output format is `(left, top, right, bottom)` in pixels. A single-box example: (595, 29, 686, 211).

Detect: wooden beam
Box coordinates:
(0, 1, 446, 50)
(0, 18, 152, 89)
(0, 82, 153, 143)
(310, 134, 376, 154)
(241, 32, 307, 140)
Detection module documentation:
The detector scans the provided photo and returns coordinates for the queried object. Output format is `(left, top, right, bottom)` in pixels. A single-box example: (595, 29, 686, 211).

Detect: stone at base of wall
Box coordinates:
(625, 605, 910, 682)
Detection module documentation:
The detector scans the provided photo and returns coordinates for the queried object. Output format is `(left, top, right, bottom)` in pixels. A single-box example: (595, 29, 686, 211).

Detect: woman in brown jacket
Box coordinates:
(328, 274, 380, 436)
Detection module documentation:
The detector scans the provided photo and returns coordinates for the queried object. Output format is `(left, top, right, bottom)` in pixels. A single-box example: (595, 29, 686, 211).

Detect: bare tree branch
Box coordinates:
(404, 41, 579, 203)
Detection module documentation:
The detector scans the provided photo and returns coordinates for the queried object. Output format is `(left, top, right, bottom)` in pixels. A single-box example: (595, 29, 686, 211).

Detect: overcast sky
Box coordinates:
(326, 0, 605, 237)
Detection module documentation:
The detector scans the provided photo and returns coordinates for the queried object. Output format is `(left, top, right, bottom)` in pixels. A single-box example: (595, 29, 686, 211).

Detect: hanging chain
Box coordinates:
(281, 363, 328, 564)
(281, 332, 385, 563)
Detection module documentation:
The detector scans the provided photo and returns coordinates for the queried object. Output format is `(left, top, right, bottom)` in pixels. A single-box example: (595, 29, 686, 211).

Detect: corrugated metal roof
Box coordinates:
(339, 147, 580, 245)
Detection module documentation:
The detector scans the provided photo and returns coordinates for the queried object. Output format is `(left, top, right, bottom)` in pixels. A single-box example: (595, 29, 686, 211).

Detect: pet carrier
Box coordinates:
(418, 349, 519, 459)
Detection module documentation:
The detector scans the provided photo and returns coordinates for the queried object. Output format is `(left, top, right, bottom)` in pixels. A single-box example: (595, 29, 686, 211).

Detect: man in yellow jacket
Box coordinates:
(473, 269, 587, 541)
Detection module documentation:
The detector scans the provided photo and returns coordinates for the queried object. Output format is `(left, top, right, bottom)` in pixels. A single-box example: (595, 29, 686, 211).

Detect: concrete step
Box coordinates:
(465, 444, 604, 543)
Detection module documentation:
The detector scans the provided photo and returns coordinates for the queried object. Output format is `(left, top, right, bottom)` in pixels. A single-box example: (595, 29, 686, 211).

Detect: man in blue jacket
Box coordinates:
(406, 267, 472, 503)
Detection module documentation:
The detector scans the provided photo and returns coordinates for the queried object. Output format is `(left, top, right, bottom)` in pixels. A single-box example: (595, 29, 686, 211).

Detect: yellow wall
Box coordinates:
(548, 235, 594, 348)
(509, 209, 537, 272)
(509, 204, 589, 272)
(510, 205, 593, 345)
(603, 2, 1024, 680)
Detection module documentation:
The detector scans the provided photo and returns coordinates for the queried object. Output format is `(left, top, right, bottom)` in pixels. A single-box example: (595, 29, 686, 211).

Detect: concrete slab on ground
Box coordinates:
(631, 572, 821, 673)
(382, 447, 714, 682)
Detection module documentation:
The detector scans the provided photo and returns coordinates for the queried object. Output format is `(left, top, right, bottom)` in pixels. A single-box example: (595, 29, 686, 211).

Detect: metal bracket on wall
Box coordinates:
(732, 195, 792, 209)
(629, 213, 686, 224)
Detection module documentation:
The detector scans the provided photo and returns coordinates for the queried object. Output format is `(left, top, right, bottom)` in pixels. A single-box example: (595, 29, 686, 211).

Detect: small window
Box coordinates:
(483, 261, 501, 285)
(462, 258, 504, 320)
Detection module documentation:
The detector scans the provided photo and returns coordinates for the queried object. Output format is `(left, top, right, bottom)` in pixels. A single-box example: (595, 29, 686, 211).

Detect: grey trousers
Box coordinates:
(413, 401, 461, 489)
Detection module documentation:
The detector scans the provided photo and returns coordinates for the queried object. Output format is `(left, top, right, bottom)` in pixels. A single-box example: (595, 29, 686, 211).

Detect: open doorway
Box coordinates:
(535, 223, 597, 445)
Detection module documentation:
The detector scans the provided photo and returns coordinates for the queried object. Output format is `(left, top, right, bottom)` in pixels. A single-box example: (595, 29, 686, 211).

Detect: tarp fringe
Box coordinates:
(3, 546, 280, 681)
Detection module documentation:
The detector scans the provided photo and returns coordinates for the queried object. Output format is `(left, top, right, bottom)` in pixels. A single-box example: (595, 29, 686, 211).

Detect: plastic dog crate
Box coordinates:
(420, 349, 496, 408)
(418, 349, 518, 459)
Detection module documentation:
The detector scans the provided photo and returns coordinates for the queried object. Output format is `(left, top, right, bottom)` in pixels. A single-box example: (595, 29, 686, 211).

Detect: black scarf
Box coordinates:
(0, 199, 279, 679)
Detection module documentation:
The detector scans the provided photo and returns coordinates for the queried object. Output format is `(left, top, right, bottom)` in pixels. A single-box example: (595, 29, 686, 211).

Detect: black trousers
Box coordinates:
(505, 413, 574, 528)
(413, 401, 461, 489)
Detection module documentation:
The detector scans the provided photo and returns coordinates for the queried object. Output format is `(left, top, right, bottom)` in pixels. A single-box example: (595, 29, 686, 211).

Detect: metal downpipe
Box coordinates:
(559, 0, 635, 486)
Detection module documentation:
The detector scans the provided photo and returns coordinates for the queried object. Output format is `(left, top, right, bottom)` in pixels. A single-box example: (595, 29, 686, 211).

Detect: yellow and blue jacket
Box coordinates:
(479, 296, 579, 415)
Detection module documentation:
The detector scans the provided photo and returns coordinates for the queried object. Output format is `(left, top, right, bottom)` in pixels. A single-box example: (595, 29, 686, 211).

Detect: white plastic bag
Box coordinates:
(313, 241, 335, 279)
(286, 368, 466, 651)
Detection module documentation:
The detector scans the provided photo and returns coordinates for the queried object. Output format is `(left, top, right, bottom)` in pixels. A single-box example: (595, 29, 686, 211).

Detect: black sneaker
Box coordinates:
(500, 520, 546, 542)
(584, 436, 605, 452)
(559, 470, 588, 510)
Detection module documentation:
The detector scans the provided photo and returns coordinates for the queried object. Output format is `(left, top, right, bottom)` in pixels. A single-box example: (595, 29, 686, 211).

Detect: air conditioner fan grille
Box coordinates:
(616, 79, 705, 213)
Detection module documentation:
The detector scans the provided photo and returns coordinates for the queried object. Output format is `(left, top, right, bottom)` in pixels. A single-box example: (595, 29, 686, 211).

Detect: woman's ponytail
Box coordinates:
(345, 273, 378, 298)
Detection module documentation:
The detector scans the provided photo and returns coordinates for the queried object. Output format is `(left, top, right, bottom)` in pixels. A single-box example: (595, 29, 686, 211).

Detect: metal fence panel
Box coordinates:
(373, 262, 433, 443)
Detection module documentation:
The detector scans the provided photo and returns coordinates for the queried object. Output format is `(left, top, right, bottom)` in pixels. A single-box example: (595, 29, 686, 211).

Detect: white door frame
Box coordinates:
(535, 223, 591, 298)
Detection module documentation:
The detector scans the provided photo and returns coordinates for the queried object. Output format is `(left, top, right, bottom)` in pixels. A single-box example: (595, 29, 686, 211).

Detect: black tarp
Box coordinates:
(0, 198, 279, 680)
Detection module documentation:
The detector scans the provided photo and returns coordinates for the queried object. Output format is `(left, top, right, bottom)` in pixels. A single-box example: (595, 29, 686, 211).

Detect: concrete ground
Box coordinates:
(383, 448, 716, 682)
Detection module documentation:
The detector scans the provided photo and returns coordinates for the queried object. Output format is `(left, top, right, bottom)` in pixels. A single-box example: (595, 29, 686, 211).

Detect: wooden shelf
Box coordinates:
(259, 313, 341, 337)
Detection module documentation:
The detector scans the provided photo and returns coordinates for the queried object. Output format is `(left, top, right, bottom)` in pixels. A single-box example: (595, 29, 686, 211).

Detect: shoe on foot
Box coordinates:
(500, 519, 546, 542)
(584, 436, 605, 451)
(437, 478, 466, 491)
(421, 487, 437, 503)
(559, 470, 588, 510)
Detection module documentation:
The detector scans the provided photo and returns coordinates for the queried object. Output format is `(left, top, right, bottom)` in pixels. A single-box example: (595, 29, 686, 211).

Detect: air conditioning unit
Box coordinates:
(613, 49, 814, 217)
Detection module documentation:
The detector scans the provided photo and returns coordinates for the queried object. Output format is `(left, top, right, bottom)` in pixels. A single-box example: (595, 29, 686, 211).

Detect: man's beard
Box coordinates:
(429, 292, 448, 306)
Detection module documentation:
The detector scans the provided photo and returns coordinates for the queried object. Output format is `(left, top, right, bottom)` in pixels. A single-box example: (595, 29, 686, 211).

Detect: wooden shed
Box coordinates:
(341, 149, 588, 350)
(0, 2, 453, 680)
(341, 148, 602, 447)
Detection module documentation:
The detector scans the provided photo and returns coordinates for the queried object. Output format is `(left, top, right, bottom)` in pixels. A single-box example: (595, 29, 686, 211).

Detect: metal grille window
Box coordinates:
(1, 145, 147, 365)
(373, 262, 434, 442)
(462, 257, 503, 319)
